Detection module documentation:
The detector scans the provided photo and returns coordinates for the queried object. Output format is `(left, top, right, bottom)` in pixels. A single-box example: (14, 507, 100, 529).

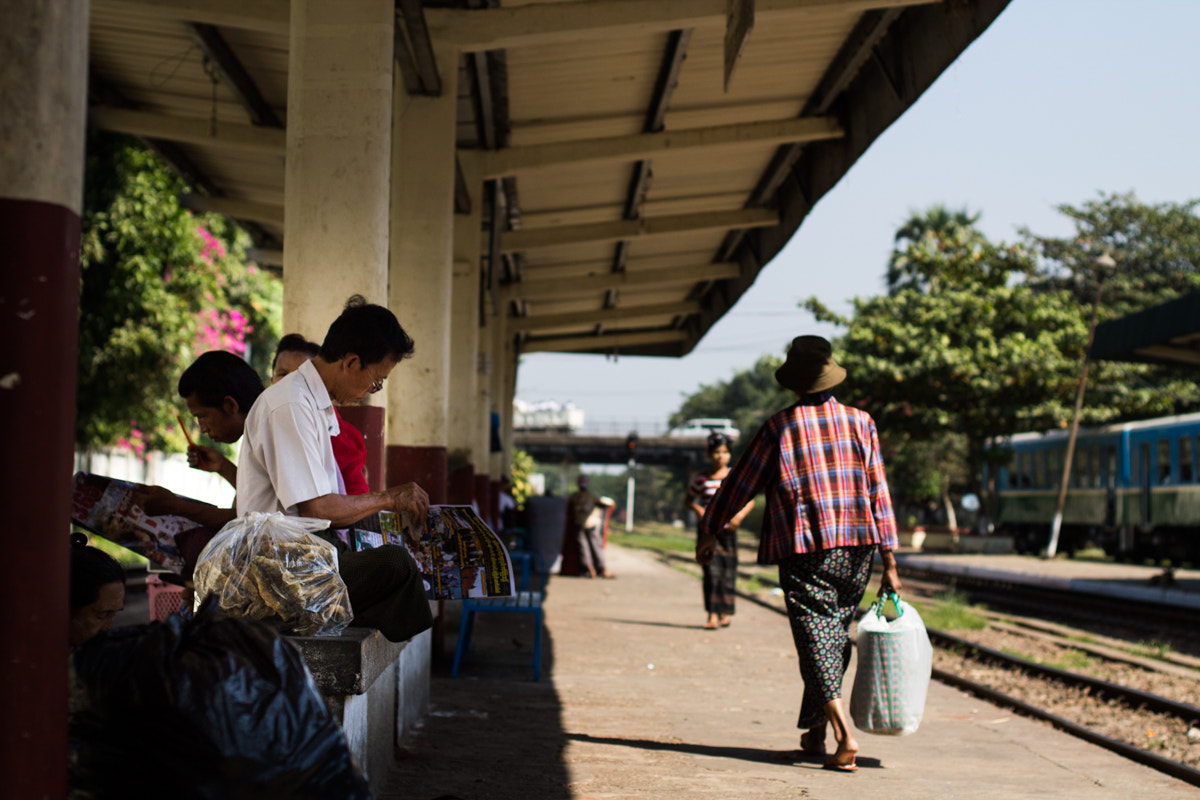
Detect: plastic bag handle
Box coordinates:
(873, 590, 903, 619)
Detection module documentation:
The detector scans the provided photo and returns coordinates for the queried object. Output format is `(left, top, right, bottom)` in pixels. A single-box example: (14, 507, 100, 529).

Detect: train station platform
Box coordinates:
(378, 545, 1197, 799)
(897, 552, 1200, 610)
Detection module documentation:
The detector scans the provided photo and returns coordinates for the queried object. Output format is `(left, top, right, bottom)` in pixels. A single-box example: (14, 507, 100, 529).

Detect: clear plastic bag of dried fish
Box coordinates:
(193, 511, 354, 637)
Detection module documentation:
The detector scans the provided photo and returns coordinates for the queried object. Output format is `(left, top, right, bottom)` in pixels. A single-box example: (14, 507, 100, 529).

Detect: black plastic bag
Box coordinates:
(69, 599, 371, 800)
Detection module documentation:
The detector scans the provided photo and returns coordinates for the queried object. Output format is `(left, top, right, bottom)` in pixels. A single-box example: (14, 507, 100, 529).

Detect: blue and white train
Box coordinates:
(985, 412, 1200, 563)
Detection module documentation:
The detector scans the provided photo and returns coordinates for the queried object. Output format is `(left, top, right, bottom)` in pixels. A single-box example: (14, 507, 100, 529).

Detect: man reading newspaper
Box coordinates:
(235, 296, 432, 642)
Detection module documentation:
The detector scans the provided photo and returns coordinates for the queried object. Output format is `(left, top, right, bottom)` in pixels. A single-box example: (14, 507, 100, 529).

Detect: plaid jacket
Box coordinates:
(699, 392, 898, 564)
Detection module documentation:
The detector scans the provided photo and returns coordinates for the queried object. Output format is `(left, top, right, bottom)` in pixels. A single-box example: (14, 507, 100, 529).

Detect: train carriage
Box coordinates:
(986, 412, 1200, 563)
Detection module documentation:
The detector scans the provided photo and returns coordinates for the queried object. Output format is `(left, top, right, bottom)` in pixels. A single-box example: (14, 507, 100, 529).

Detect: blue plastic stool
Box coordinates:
(452, 552, 546, 680)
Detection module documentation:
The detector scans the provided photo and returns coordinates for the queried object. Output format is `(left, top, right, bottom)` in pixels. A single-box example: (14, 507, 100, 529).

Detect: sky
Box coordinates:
(514, 0, 1200, 436)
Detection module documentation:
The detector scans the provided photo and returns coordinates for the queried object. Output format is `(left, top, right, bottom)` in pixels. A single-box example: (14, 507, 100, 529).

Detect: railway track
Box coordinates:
(649, 548, 1200, 787)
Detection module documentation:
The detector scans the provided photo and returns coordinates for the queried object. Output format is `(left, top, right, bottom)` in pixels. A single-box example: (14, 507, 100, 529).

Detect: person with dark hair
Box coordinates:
(272, 333, 370, 495)
(686, 431, 755, 629)
(696, 335, 901, 773)
(316, 294, 415, 368)
(69, 533, 126, 647)
(236, 296, 432, 642)
(175, 350, 265, 485)
(271, 333, 320, 383)
(132, 350, 265, 531)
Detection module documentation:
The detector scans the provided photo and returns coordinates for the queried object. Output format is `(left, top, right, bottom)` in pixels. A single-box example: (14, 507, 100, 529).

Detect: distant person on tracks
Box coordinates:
(686, 431, 755, 629)
(695, 335, 901, 773)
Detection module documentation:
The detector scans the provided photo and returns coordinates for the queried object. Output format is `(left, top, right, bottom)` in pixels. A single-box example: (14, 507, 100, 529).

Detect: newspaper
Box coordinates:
(71, 472, 515, 599)
(352, 505, 515, 600)
(70, 472, 201, 573)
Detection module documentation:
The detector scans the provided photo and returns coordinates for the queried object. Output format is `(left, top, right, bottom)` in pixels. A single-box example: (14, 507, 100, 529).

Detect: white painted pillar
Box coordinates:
(283, 0, 394, 344)
(387, 46, 459, 502)
(490, 307, 515, 482)
(0, 2, 89, 792)
(448, 156, 483, 503)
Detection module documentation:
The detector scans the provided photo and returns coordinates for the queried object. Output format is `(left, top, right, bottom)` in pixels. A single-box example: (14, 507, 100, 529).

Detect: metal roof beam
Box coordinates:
(87, 107, 287, 153)
(501, 208, 777, 253)
(522, 329, 689, 354)
(180, 195, 284, 225)
(512, 301, 701, 332)
(96, 0, 289, 35)
(429, 0, 933, 53)
(184, 22, 283, 128)
(502, 262, 741, 301)
(396, 0, 442, 95)
(481, 116, 841, 178)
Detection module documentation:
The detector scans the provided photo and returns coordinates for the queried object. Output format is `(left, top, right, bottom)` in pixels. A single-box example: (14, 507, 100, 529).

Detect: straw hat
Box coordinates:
(774, 336, 846, 394)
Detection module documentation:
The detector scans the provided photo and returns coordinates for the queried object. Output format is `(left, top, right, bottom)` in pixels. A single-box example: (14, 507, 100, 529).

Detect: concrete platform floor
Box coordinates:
(379, 545, 1197, 799)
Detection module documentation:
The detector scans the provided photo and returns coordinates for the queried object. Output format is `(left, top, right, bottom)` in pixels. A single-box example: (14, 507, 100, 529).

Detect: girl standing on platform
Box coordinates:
(687, 432, 755, 629)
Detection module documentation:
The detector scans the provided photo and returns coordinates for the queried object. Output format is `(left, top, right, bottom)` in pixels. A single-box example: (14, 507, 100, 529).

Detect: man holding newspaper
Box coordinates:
(235, 295, 432, 642)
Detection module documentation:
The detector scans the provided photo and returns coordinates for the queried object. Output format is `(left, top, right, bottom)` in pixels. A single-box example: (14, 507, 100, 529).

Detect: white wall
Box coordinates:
(74, 448, 237, 508)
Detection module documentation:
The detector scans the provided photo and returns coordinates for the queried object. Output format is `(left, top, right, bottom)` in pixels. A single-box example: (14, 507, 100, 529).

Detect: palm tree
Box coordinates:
(887, 204, 984, 293)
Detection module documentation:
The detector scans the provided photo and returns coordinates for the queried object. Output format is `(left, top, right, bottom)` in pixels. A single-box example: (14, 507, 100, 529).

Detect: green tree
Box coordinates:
(77, 132, 281, 453)
(888, 204, 985, 293)
(1024, 192, 1200, 317)
(1021, 192, 1200, 424)
(804, 227, 1087, 519)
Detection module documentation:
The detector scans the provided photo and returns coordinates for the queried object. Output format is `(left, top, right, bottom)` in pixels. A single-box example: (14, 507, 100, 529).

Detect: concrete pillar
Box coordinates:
(283, 0, 394, 344)
(489, 310, 515, 486)
(447, 156, 483, 505)
(0, 2, 89, 794)
(387, 47, 459, 503)
(475, 298, 496, 519)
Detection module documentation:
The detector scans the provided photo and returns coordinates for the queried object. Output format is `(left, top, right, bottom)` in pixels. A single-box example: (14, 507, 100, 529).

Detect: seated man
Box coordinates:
(132, 351, 265, 573)
(271, 333, 370, 495)
(236, 295, 432, 643)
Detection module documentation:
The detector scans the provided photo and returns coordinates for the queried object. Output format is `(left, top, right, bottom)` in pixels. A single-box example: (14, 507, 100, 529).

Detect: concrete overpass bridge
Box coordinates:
(514, 431, 708, 469)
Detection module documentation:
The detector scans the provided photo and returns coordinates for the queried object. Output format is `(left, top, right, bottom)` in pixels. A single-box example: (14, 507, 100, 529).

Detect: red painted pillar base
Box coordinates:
(337, 406, 385, 492)
(447, 463, 475, 506)
(387, 445, 447, 504)
(1, 197, 79, 799)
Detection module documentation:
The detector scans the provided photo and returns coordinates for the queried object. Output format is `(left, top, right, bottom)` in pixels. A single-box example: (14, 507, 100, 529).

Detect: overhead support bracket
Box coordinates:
(501, 208, 778, 253)
(88, 107, 286, 153)
(180, 195, 284, 226)
(96, 0, 289, 34)
(522, 329, 689, 354)
(502, 262, 741, 302)
(428, 0, 935, 53)
(480, 116, 842, 178)
(512, 301, 702, 332)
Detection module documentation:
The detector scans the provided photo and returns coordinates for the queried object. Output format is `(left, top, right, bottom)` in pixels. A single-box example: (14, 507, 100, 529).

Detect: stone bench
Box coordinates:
(288, 627, 431, 794)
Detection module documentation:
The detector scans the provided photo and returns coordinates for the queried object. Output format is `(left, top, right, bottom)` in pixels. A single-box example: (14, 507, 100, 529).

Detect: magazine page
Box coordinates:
(352, 505, 514, 600)
(70, 472, 201, 573)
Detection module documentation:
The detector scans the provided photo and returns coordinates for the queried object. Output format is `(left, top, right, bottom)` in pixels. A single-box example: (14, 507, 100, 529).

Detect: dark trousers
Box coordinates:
(338, 544, 433, 643)
(779, 545, 874, 729)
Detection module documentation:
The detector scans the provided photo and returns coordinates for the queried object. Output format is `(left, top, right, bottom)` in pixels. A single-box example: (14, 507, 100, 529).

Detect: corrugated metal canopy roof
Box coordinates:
(1089, 292, 1200, 367)
(86, 0, 1011, 358)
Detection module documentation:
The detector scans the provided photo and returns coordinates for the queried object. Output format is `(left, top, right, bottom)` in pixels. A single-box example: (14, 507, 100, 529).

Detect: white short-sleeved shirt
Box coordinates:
(237, 359, 342, 516)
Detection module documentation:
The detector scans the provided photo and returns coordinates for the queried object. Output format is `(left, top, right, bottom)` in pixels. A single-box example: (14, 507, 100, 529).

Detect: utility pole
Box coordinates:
(1046, 253, 1114, 558)
(625, 432, 638, 532)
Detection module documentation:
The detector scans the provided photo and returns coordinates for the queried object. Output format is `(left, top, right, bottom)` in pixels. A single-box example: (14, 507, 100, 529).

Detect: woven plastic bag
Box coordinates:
(849, 592, 933, 735)
(193, 511, 353, 636)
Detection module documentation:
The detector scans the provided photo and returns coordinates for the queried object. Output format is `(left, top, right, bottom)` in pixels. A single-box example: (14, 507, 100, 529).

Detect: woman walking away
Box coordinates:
(696, 335, 901, 773)
(687, 432, 755, 629)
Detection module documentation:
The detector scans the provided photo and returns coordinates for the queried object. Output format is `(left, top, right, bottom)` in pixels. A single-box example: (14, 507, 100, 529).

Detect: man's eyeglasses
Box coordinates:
(366, 366, 385, 394)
